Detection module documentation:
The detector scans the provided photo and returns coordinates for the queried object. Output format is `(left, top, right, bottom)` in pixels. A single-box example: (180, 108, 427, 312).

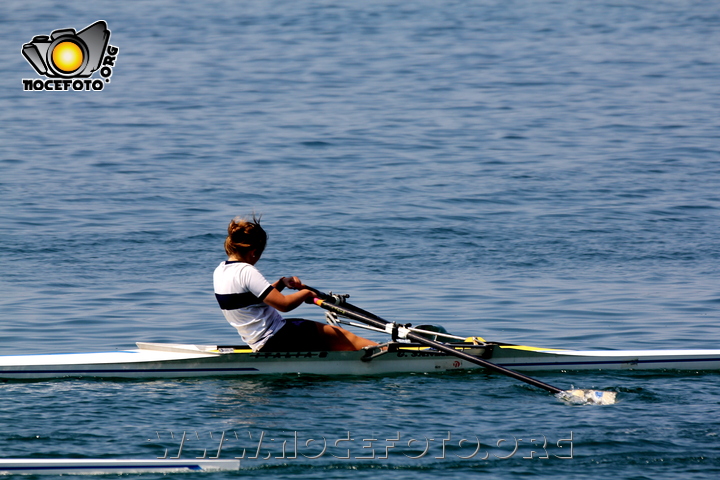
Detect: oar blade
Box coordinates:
(559, 389, 617, 405)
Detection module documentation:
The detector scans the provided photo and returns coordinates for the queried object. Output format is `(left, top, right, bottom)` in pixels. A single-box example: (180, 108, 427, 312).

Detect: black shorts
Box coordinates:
(259, 319, 332, 352)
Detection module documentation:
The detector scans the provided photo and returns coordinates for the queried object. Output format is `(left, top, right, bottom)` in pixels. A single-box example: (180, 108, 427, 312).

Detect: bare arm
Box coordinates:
(263, 277, 315, 312)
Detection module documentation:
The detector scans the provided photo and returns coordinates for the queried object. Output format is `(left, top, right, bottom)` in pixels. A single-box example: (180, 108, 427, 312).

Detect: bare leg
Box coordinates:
(314, 323, 378, 351)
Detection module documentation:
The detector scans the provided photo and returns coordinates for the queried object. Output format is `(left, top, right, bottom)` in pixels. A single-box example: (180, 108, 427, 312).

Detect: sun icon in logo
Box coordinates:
(51, 41, 84, 73)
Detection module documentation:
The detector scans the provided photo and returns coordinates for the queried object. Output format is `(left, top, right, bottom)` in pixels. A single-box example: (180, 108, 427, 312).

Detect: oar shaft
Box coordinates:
(313, 297, 564, 395)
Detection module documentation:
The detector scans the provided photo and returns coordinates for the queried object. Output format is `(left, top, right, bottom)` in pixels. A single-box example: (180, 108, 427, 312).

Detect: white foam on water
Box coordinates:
(558, 389, 618, 405)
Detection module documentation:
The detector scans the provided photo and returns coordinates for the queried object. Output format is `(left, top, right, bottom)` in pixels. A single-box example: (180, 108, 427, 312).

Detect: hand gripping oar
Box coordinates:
(307, 288, 616, 405)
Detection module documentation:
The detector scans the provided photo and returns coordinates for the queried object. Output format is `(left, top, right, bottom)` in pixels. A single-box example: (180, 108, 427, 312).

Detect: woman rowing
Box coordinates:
(213, 216, 378, 352)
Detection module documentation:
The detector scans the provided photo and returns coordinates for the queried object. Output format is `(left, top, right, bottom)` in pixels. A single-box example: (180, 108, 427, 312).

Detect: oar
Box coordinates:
(306, 287, 616, 405)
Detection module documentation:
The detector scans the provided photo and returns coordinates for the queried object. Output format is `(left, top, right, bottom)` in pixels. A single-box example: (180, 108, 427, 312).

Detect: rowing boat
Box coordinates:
(3, 289, 709, 406)
(1, 339, 719, 380)
(0, 459, 240, 475)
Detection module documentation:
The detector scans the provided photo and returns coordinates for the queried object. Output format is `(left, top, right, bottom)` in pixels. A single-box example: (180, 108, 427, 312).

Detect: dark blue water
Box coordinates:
(1, 0, 720, 478)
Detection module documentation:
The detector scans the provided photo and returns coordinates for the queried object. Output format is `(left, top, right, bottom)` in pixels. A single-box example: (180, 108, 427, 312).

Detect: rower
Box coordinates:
(213, 215, 377, 352)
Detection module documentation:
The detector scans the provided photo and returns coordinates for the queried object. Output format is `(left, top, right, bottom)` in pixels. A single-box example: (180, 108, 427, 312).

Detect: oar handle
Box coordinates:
(303, 285, 388, 323)
(302, 285, 326, 297)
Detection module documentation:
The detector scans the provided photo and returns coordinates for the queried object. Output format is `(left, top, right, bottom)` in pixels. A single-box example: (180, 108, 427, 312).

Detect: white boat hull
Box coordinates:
(1, 341, 719, 380)
(0, 344, 470, 379)
(492, 346, 720, 371)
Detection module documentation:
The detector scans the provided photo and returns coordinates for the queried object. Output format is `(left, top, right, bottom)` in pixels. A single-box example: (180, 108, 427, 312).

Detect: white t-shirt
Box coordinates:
(213, 261, 285, 351)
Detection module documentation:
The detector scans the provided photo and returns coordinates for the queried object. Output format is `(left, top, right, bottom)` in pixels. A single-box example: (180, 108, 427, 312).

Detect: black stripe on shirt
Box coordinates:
(215, 285, 273, 310)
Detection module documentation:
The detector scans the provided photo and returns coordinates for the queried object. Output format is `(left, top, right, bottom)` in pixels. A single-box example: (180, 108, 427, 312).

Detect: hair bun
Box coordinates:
(224, 215, 267, 258)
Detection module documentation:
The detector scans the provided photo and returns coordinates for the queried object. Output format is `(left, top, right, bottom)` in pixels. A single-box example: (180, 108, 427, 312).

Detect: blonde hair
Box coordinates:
(224, 214, 267, 258)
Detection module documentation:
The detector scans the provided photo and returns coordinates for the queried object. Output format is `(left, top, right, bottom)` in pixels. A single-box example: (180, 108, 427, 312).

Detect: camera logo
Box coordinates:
(22, 20, 119, 91)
